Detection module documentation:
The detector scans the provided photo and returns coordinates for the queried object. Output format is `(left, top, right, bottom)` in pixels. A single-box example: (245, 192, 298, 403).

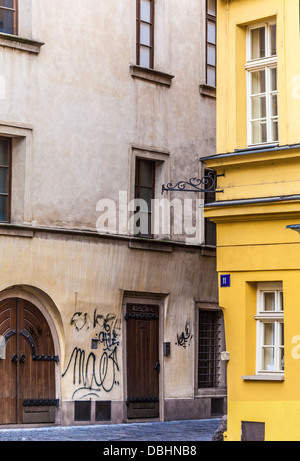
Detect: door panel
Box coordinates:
(126, 303, 159, 419)
(0, 299, 17, 424)
(0, 298, 57, 424)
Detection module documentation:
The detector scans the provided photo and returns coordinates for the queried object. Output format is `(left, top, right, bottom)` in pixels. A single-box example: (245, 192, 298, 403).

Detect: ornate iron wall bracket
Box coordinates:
(161, 172, 224, 194)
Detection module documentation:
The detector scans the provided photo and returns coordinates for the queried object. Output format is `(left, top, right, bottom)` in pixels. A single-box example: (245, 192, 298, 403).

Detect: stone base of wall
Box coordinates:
(164, 397, 227, 421)
(58, 397, 226, 426)
(59, 400, 124, 426)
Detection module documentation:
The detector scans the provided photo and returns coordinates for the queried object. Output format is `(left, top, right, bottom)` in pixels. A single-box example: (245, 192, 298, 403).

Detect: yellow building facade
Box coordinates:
(203, 0, 300, 441)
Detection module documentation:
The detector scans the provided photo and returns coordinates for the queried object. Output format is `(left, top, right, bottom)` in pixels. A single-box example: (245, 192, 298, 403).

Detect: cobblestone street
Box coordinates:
(0, 418, 221, 442)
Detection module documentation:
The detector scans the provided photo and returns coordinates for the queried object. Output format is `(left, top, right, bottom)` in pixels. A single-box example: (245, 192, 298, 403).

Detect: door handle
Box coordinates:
(11, 354, 18, 363)
(19, 354, 25, 363)
(154, 361, 160, 372)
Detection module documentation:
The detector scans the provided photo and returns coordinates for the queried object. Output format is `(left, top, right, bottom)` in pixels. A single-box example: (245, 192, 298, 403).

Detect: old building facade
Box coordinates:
(0, 0, 225, 426)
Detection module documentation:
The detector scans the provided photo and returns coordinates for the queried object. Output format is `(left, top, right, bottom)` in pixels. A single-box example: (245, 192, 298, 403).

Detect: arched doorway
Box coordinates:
(0, 298, 58, 424)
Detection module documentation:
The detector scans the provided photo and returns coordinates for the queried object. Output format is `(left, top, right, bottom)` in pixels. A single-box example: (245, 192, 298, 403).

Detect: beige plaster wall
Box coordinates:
(0, 0, 216, 240)
(0, 232, 218, 402)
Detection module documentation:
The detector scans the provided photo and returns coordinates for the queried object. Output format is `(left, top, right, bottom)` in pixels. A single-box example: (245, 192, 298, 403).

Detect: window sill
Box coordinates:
(195, 388, 227, 398)
(199, 84, 216, 99)
(200, 246, 216, 257)
(0, 32, 44, 54)
(128, 238, 173, 253)
(242, 374, 284, 381)
(129, 65, 175, 87)
(0, 225, 33, 238)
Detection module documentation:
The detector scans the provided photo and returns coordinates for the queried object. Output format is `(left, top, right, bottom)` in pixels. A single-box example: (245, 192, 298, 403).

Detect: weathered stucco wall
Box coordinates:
(0, 0, 219, 424)
(0, 232, 218, 406)
(0, 0, 216, 235)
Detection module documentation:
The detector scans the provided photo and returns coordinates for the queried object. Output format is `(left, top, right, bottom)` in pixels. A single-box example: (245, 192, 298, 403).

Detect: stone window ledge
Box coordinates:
(242, 374, 284, 381)
(0, 32, 44, 54)
(128, 238, 173, 253)
(0, 226, 33, 238)
(199, 83, 216, 99)
(130, 65, 174, 87)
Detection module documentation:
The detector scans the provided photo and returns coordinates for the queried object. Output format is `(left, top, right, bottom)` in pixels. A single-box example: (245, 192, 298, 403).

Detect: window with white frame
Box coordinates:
(246, 21, 278, 146)
(256, 283, 284, 374)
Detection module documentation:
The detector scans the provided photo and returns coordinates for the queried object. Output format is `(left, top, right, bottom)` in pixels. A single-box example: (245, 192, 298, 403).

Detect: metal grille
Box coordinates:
(198, 310, 221, 388)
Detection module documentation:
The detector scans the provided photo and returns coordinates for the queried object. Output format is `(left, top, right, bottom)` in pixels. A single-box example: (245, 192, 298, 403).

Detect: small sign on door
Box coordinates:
(220, 274, 231, 288)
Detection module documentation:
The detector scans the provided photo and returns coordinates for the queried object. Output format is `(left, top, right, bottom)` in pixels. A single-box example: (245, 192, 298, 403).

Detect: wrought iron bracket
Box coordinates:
(161, 172, 224, 194)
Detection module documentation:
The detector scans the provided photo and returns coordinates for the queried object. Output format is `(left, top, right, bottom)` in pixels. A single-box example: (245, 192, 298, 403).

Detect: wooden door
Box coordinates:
(126, 303, 160, 419)
(0, 298, 58, 424)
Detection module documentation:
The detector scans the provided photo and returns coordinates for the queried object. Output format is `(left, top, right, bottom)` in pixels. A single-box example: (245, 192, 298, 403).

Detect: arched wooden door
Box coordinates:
(0, 298, 58, 424)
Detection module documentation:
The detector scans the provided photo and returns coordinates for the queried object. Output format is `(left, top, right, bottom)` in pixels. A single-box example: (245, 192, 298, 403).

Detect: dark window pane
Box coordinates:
(135, 158, 155, 237)
(0, 168, 8, 194)
(140, 160, 154, 187)
(139, 187, 152, 208)
(0, 195, 8, 221)
(0, 8, 14, 34)
(204, 170, 216, 244)
(0, 140, 9, 166)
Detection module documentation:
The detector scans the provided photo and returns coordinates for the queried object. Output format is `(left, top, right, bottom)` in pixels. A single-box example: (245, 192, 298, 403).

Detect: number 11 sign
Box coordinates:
(220, 274, 231, 288)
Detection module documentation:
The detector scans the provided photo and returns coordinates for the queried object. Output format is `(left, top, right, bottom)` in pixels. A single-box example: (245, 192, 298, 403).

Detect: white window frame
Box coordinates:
(245, 21, 278, 147)
(255, 282, 284, 376)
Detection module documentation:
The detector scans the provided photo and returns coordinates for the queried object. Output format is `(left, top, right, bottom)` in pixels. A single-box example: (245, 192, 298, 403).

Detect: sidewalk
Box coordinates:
(0, 418, 221, 441)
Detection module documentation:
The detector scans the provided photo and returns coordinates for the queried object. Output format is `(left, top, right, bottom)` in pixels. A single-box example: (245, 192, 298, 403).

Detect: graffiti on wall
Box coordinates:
(62, 309, 121, 399)
(175, 321, 193, 349)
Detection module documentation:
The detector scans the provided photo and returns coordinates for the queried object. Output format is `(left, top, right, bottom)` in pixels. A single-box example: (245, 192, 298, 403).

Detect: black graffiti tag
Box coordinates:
(64, 309, 121, 399)
(175, 321, 193, 348)
(62, 346, 120, 399)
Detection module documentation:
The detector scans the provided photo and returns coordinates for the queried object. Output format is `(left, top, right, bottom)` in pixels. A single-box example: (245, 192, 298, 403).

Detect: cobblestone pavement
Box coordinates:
(0, 418, 221, 442)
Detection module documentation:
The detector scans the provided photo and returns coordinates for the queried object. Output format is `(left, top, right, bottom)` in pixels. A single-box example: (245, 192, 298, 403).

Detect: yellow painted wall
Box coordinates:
(203, 0, 300, 441)
(217, 0, 300, 154)
(218, 270, 300, 440)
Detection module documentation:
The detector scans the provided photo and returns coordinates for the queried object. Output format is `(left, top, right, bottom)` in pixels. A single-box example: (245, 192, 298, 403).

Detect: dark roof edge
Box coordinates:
(200, 143, 300, 162)
(205, 194, 300, 208)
